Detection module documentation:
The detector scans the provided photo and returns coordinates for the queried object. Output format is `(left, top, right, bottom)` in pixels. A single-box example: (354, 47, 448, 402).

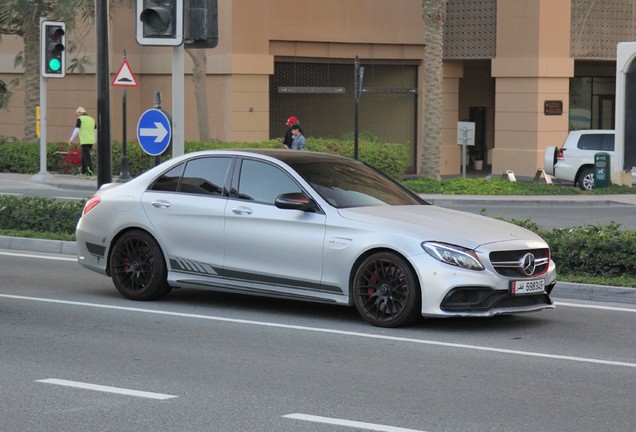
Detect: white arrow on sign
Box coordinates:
(139, 122, 168, 143)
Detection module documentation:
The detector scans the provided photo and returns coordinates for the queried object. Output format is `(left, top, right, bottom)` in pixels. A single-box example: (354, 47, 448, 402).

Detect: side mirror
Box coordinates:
(275, 192, 318, 212)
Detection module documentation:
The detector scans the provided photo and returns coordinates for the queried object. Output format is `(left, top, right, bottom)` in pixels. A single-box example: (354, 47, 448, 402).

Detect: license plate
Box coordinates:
(510, 279, 545, 295)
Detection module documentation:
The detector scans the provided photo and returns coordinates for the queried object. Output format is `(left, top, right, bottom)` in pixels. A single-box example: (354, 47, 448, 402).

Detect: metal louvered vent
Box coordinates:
(444, 0, 497, 59)
(571, 0, 636, 59)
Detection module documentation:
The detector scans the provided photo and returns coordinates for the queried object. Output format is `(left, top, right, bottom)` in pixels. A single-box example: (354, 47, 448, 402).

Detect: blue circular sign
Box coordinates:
(137, 109, 172, 156)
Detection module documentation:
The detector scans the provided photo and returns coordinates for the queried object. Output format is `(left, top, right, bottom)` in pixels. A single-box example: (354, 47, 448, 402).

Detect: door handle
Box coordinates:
(151, 200, 171, 209)
(232, 206, 253, 215)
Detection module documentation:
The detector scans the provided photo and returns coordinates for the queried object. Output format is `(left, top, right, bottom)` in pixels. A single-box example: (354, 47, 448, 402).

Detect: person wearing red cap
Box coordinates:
(282, 116, 298, 149)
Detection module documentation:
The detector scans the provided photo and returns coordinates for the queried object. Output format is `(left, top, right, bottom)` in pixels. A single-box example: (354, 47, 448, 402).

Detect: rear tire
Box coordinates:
(578, 168, 595, 191)
(109, 230, 171, 301)
(352, 252, 421, 327)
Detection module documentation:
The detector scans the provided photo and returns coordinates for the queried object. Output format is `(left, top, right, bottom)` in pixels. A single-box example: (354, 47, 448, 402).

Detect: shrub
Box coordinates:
(0, 195, 84, 235)
(504, 219, 636, 278)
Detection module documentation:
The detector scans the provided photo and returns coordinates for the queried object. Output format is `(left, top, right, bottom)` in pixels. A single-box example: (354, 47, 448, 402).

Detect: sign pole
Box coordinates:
(461, 129, 467, 178)
(457, 122, 476, 179)
(118, 49, 131, 181)
(172, 44, 185, 157)
(112, 52, 138, 180)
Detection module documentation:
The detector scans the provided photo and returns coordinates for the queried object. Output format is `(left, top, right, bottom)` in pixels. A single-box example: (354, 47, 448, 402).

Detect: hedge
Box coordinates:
(0, 137, 410, 180)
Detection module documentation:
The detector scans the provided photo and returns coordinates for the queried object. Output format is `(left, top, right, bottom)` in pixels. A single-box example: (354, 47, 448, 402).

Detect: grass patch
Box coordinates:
(403, 177, 636, 196)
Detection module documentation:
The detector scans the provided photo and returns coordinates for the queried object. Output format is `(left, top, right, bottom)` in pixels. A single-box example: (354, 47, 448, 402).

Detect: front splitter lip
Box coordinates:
(423, 302, 556, 318)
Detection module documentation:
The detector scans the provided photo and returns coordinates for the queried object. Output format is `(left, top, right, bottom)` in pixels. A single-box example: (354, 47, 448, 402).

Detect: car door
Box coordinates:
(223, 157, 327, 294)
(141, 156, 232, 276)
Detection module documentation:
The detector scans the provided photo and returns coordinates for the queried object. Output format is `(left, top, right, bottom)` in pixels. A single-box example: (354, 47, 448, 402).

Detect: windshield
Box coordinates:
(288, 158, 426, 208)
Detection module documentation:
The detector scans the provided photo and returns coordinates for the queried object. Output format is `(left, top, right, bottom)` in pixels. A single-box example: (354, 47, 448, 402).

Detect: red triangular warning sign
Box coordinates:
(112, 60, 138, 87)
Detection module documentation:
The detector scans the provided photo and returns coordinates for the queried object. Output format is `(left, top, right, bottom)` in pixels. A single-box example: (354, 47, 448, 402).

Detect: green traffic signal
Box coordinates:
(48, 58, 61, 72)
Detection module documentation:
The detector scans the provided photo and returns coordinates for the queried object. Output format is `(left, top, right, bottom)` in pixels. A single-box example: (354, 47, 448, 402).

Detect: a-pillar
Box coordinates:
(491, 0, 574, 176)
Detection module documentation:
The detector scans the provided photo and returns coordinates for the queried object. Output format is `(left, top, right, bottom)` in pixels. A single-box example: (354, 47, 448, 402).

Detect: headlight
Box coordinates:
(422, 242, 484, 271)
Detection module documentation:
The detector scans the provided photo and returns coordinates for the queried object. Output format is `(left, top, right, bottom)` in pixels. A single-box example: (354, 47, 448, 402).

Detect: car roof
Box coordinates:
(568, 129, 615, 136)
(189, 148, 359, 166)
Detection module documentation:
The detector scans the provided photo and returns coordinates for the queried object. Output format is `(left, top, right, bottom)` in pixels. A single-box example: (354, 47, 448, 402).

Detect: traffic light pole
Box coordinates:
(32, 74, 52, 181)
(33, 17, 53, 182)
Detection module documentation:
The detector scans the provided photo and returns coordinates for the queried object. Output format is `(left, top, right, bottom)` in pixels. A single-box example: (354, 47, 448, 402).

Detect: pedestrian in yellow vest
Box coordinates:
(68, 107, 96, 177)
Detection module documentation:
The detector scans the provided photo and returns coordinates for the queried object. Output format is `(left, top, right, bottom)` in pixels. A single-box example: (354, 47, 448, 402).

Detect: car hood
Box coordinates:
(338, 205, 545, 249)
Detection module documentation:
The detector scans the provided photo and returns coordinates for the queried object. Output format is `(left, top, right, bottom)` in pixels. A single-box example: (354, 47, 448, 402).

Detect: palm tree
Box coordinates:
(421, 0, 447, 179)
(0, 0, 129, 141)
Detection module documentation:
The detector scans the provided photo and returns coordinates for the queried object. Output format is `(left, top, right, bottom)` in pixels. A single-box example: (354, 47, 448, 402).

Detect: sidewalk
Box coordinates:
(1, 172, 636, 305)
(4, 172, 99, 192)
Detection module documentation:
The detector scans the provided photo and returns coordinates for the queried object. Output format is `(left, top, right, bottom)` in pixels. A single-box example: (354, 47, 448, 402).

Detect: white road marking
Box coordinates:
(0, 251, 76, 262)
(2, 294, 636, 369)
(284, 413, 426, 432)
(36, 378, 177, 400)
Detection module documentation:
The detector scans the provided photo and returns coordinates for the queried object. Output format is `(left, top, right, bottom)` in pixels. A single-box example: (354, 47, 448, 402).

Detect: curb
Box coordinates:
(551, 282, 636, 305)
(0, 236, 77, 256)
(425, 198, 625, 207)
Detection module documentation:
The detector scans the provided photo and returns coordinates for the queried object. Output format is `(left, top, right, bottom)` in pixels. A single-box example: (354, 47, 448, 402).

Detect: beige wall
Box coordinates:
(439, 62, 463, 175)
(491, 0, 573, 176)
(0, 1, 425, 150)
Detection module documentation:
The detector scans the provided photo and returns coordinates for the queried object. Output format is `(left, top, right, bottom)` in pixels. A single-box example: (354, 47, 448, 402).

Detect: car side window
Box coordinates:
(236, 159, 302, 204)
(147, 157, 231, 196)
(602, 134, 615, 151)
(578, 134, 603, 151)
(148, 163, 184, 192)
(179, 157, 232, 196)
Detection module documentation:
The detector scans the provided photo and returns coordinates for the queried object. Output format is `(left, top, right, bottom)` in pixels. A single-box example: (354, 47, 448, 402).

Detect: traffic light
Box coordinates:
(136, 0, 183, 46)
(184, 0, 218, 49)
(40, 21, 65, 78)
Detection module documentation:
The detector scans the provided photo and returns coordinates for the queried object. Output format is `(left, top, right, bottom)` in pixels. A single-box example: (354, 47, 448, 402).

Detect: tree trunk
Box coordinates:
(421, 0, 446, 179)
(186, 48, 210, 142)
(23, 18, 40, 142)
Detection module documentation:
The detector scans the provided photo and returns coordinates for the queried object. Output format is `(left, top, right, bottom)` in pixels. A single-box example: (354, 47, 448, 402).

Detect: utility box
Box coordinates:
(594, 152, 611, 188)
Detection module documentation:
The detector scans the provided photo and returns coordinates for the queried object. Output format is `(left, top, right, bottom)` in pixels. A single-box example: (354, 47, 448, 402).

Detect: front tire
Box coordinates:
(109, 230, 171, 301)
(578, 168, 595, 191)
(352, 252, 421, 327)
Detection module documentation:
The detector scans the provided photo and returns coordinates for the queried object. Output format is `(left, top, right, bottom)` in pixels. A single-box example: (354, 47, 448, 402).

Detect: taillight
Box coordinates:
(82, 196, 101, 216)
(556, 148, 565, 160)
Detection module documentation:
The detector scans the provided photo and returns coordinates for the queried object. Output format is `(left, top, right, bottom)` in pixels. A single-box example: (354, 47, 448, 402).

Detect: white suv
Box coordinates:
(544, 130, 635, 190)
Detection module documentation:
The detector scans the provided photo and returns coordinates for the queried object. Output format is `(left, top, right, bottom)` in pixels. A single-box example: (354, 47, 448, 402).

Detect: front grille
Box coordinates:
(489, 248, 550, 278)
(441, 287, 552, 312)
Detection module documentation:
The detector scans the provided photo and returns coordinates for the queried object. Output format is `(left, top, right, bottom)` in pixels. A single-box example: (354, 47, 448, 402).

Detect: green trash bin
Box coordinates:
(594, 152, 611, 188)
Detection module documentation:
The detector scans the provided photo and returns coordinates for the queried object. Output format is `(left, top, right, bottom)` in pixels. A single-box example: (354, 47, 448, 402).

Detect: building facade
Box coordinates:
(0, 0, 634, 177)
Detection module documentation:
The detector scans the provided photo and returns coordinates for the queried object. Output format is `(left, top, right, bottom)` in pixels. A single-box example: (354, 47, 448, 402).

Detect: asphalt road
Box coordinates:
(443, 201, 636, 230)
(2, 250, 635, 432)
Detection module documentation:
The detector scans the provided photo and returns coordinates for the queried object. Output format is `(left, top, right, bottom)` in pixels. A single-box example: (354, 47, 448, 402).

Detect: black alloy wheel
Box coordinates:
(109, 230, 171, 301)
(352, 252, 421, 327)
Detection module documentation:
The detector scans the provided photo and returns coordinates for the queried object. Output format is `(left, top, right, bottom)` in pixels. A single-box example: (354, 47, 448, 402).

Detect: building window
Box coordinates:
(569, 77, 615, 130)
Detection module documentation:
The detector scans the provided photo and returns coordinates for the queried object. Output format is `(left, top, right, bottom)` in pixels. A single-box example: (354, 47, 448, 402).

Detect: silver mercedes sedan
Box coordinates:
(76, 149, 557, 327)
